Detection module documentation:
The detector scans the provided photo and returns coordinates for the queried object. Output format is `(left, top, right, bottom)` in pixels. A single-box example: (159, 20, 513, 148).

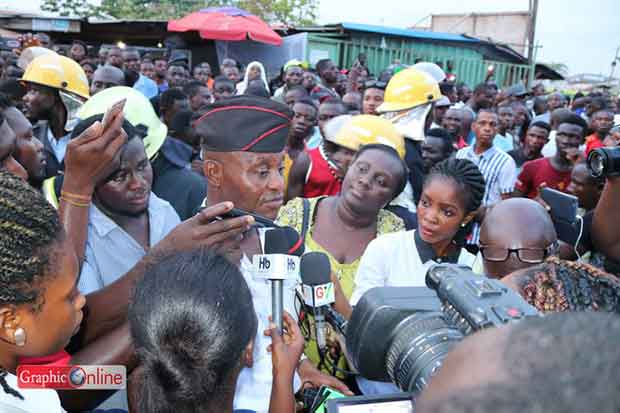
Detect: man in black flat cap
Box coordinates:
(194, 95, 351, 411)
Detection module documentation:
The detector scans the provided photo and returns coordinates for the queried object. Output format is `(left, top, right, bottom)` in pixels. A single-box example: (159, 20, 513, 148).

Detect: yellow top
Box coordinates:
(276, 196, 405, 378)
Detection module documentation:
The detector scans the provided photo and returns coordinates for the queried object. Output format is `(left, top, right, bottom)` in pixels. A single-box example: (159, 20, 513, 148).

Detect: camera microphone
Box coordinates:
(253, 226, 304, 333)
(300, 252, 336, 353)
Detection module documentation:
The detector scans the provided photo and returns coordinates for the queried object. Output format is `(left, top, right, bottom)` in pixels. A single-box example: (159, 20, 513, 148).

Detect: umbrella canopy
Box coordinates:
(168, 6, 282, 46)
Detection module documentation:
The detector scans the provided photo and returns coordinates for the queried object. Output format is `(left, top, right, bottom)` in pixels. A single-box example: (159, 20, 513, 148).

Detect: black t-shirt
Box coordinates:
(507, 148, 539, 168)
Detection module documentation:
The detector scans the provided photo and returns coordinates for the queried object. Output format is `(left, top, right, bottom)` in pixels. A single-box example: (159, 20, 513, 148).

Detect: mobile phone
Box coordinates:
(540, 187, 578, 224)
(540, 187, 580, 244)
(101, 99, 126, 131)
(202, 206, 279, 228)
(313, 386, 346, 413)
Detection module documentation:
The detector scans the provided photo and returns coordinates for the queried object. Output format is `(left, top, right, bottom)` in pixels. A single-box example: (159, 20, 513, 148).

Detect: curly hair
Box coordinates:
(0, 170, 63, 399)
(520, 256, 620, 313)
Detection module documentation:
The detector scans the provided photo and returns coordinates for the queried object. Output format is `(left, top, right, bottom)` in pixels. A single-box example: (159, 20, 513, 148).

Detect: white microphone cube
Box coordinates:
(253, 254, 300, 280)
(303, 282, 335, 308)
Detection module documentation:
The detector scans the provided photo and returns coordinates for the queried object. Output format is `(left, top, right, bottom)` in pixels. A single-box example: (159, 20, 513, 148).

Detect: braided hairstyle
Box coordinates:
(520, 256, 620, 313)
(0, 170, 63, 399)
(424, 158, 486, 245)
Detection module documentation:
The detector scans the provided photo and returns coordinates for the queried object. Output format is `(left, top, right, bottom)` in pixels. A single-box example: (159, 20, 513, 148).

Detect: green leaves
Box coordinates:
(42, 0, 317, 25)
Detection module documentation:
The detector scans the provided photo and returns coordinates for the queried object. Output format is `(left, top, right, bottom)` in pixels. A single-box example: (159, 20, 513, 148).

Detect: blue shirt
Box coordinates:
(79, 192, 180, 294)
(306, 127, 322, 150)
(133, 74, 159, 99)
(492, 132, 514, 152)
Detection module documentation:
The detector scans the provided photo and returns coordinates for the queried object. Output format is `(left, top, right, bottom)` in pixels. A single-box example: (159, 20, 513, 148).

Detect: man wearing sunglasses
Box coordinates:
(478, 198, 558, 279)
(361, 80, 386, 115)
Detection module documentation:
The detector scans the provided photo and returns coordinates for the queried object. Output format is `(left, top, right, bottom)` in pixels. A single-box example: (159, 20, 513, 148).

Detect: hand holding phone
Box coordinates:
(101, 99, 126, 132)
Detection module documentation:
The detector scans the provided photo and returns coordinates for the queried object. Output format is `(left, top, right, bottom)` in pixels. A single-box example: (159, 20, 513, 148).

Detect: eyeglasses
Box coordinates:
(364, 80, 387, 90)
(479, 242, 558, 264)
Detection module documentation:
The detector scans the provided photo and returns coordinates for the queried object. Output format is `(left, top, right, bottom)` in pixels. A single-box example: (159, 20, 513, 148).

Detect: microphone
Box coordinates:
(300, 252, 336, 354)
(253, 226, 304, 333)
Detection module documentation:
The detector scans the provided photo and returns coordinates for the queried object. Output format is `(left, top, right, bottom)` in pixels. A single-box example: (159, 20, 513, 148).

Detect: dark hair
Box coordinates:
(0, 92, 12, 110)
(426, 127, 456, 155)
(528, 120, 551, 134)
(423, 312, 620, 413)
(473, 82, 489, 95)
(213, 75, 234, 88)
(245, 81, 270, 98)
(129, 248, 257, 412)
(293, 97, 318, 111)
(315, 58, 334, 74)
(123, 69, 139, 88)
(424, 158, 485, 244)
(558, 113, 588, 135)
(159, 88, 188, 110)
(0, 171, 63, 400)
(169, 109, 193, 136)
(182, 80, 207, 98)
(320, 97, 347, 113)
(352, 144, 408, 200)
(285, 85, 309, 97)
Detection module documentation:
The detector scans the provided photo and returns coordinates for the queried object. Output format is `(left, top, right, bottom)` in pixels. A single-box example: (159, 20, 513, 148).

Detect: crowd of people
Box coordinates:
(0, 32, 619, 413)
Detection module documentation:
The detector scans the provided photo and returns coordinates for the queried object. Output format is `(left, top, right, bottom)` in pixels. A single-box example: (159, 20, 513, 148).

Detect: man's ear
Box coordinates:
(242, 340, 254, 368)
(204, 159, 223, 188)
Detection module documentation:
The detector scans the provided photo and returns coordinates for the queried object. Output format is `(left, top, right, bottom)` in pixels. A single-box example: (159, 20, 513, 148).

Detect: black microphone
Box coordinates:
(254, 227, 304, 333)
(300, 252, 335, 354)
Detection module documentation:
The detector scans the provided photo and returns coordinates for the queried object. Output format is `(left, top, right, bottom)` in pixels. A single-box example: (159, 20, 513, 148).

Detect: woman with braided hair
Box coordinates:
(349, 158, 485, 396)
(502, 256, 620, 313)
(352, 157, 486, 306)
(0, 170, 85, 411)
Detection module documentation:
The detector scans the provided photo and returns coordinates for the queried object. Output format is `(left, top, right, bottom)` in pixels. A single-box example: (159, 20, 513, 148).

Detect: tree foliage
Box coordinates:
(42, 0, 318, 25)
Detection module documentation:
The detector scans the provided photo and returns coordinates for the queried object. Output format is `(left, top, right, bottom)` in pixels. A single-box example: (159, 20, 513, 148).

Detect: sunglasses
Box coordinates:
(364, 80, 387, 90)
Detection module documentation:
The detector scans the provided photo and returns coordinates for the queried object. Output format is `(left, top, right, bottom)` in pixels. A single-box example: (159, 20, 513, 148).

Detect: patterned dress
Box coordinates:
(276, 196, 405, 378)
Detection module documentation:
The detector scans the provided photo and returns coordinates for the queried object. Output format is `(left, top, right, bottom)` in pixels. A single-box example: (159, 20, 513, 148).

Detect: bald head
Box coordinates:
(90, 65, 125, 95)
(480, 198, 557, 279)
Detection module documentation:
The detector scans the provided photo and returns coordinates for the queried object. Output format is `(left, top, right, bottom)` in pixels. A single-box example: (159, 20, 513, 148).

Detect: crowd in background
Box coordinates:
(0, 31, 619, 413)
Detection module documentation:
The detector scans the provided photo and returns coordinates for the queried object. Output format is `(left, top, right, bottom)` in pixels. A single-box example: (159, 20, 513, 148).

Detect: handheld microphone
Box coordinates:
(300, 252, 336, 353)
(253, 226, 304, 333)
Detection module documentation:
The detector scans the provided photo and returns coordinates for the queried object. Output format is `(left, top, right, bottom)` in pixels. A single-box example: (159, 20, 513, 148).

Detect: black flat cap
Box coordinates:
(194, 95, 292, 153)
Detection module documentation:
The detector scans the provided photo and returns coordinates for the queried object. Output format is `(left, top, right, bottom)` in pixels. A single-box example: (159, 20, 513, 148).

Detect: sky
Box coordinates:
(3, 0, 619, 76)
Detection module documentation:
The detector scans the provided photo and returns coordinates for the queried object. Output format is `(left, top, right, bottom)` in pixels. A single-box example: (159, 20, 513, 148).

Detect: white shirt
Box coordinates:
(234, 245, 301, 413)
(541, 130, 557, 157)
(0, 373, 65, 413)
(351, 230, 476, 305)
(46, 128, 70, 164)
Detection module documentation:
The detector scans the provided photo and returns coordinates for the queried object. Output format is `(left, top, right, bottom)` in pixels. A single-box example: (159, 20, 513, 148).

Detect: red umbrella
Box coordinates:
(168, 6, 282, 46)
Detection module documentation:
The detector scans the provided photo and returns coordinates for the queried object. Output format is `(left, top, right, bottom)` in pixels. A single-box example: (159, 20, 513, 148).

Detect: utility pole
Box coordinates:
(526, 0, 539, 87)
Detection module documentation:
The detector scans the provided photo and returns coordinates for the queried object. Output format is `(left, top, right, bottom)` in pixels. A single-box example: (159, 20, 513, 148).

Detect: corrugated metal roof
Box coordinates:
(340, 22, 479, 43)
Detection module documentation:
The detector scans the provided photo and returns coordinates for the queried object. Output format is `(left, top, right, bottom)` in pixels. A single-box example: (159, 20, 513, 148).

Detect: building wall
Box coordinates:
(430, 13, 529, 56)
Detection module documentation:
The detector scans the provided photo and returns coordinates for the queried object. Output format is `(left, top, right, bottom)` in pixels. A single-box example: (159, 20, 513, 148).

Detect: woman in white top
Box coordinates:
(351, 158, 486, 305)
(0, 171, 86, 412)
(236, 61, 270, 95)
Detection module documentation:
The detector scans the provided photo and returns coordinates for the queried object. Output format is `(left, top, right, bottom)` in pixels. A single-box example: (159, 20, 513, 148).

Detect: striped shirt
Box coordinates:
(456, 145, 517, 243)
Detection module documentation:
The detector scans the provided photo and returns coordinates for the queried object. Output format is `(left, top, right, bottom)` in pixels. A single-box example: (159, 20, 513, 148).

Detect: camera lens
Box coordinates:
(588, 150, 606, 178)
(385, 312, 464, 392)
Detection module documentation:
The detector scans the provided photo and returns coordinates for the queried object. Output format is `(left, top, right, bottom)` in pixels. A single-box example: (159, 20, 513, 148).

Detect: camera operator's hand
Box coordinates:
(151, 202, 254, 263)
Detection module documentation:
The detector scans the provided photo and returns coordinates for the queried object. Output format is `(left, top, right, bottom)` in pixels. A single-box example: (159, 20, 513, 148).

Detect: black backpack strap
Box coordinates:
(300, 197, 310, 241)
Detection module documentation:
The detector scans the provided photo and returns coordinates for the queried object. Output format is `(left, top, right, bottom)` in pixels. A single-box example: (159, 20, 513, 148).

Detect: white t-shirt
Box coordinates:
(0, 372, 65, 413)
(351, 230, 477, 305)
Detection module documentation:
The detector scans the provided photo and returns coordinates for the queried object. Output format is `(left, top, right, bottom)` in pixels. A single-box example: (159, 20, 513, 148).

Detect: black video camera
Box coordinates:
(345, 264, 540, 393)
(587, 147, 620, 178)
